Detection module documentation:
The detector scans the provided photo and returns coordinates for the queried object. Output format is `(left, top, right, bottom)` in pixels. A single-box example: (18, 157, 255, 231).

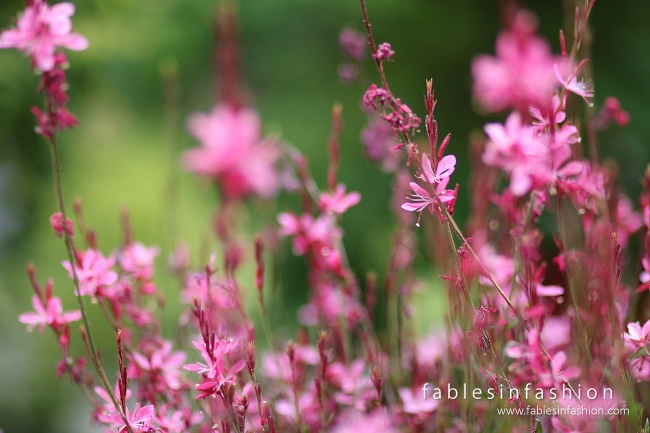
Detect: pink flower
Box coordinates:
(19, 293, 81, 332)
(132, 340, 186, 390)
(331, 410, 397, 433)
(471, 9, 558, 113)
(327, 359, 367, 395)
(318, 184, 361, 215)
(94, 385, 131, 424)
(278, 212, 341, 256)
(482, 112, 546, 196)
(183, 103, 279, 199)
(539, 351, 580, 388)
(594, 96, 630, 129)
(0, 0, 88, 72)
(339, 27, 366, 61)
(184, 338, 246, 399)
(399, 387, 439, 416)
(106, 404, 155, 433)
(360, 116, 402, 172)
(401, 179, 457, 226)
(62, 249, 118, 298)
(120, 243, 160, 281)
(540, 315, 571, 350)
(554, 62, 594, 107)
(419, 154, 456, 184)
(624, 320, 650, 348)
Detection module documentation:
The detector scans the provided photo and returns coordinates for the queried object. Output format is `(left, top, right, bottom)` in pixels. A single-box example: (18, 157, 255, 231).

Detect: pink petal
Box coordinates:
(420, 154, 436, 183)
(436, 155, 456, 179)
(537, 284, 564, 297)
(58, 33, 89, 51)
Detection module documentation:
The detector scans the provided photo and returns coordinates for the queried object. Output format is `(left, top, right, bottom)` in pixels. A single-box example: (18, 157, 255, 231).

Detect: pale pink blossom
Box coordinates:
(399, 387, 439, 416)
(0, 0, 88, 72)
(62, 249, 118, 298)
(540, 315, 571, 350)
(19, 293, 81, 332)
(318, 184, 361, 215)
(624, 320, 650, 348)
(183, 103, 279, 199)
(120, 243, 160, 281)
(554, 63, 594, 107)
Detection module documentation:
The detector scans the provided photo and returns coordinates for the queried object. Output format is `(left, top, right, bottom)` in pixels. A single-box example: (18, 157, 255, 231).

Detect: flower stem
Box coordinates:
(48, 139, 135, 433)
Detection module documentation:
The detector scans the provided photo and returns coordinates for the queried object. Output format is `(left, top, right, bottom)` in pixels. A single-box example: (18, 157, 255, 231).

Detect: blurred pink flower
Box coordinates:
(339, 27, 366, 61)
(132, 340, 186, 390)
(471, 9, 558, 113)
(331, 409, 397, 433)
(120, 243, 160, 281)
(0, 0, 88, 72)
(318, 184, 361, 215)
(399, 387, 439, 416)
(49, 212, 73, 237)
(360, 116, 402, 172)
(183, 104, 280, 199)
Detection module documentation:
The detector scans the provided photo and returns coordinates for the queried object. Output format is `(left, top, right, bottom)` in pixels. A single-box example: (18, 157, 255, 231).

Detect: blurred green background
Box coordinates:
(0, 0, 648, 431)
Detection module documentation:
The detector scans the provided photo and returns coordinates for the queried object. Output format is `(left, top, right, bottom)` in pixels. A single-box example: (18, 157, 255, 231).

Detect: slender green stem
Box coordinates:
(49, 140, 135, 433)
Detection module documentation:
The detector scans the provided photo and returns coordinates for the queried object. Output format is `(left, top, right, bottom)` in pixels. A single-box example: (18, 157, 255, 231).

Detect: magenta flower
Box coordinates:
(119, 243, 160, 281)
(318, 184, 361, 215)
(19, 293, 81, 332)
(62, 249, 118, 298)
(183, 103, 280, 200)
(0, 0, 88, 72)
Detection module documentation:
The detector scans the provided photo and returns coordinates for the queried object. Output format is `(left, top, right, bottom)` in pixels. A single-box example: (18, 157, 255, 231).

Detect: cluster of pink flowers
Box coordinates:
(7, 0, 650, 432)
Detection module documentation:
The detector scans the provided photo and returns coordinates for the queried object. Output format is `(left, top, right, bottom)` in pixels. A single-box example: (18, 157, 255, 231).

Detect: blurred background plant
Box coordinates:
(0, 0, 648, 431)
